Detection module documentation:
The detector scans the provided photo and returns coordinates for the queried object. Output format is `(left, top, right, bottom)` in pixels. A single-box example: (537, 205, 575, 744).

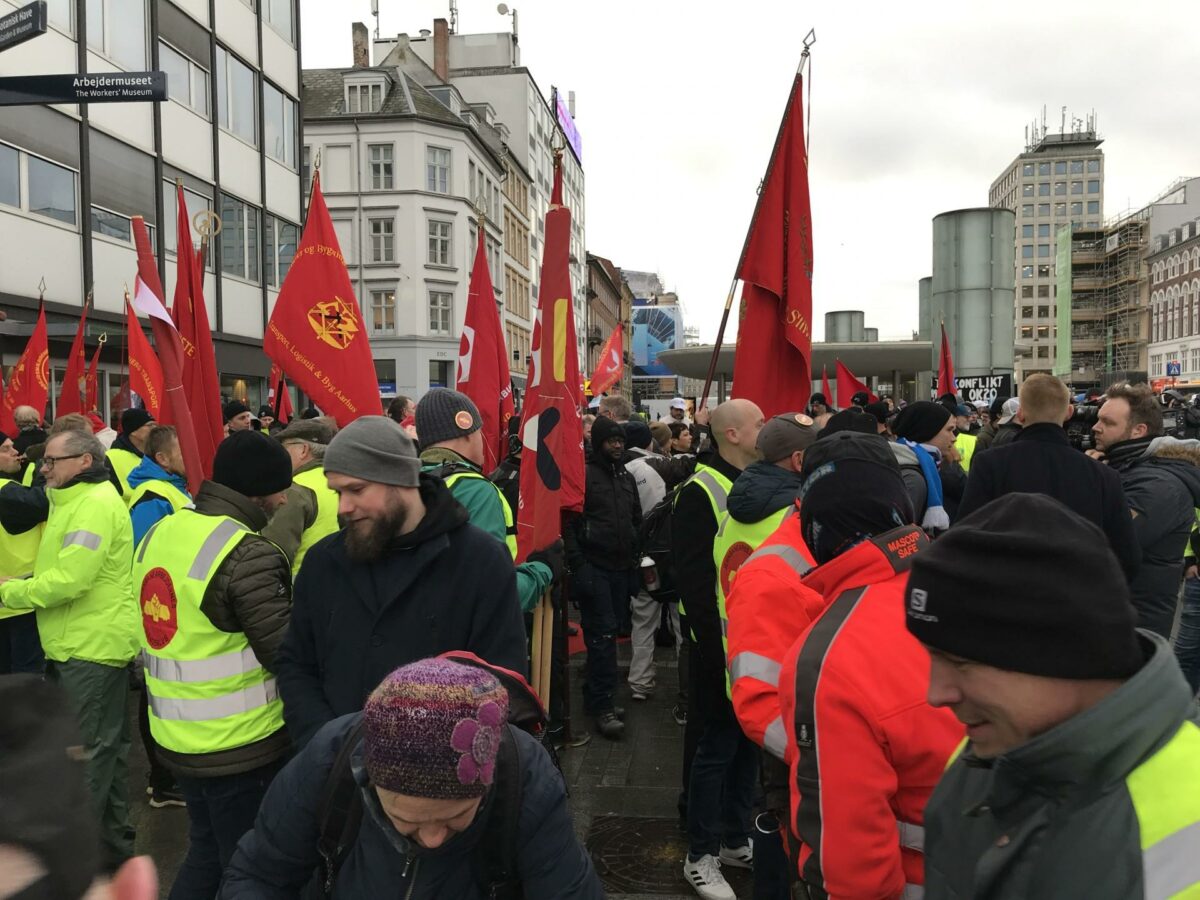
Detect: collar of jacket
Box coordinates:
(962, 633, 1192, 804)
(193, 481, 269, 532)
(386, 474, 469, 551)
(111, 432, 143, 457)
(1013, 422, 1070, 445)
(1103, 436, 1155, 470)
(801, 524, 927, 599)
(700, 448, 744, 483)
(419, 447, 481, 474)
(55, 461, 113, 491)
(128, 455, 188, 491)
(293, 457, 324, 478)
(728, 460, 804, 524)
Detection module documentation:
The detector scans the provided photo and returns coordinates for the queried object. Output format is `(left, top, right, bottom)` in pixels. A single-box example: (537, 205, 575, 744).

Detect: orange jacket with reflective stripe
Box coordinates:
(778, 526, 964, 898)
(725, 504, 819, 759)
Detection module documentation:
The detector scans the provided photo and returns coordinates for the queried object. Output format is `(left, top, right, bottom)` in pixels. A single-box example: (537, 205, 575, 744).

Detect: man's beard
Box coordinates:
(344, 502, 410, 562)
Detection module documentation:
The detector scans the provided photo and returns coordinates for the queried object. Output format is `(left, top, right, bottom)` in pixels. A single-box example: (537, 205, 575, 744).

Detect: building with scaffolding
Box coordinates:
(1146, 215, 1200, 387)
(1058, 178, 1200, 390)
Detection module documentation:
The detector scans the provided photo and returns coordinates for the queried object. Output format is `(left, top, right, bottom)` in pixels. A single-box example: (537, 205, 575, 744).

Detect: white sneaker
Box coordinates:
(719, 839, 754, 869)
(683, 854, 736, 900)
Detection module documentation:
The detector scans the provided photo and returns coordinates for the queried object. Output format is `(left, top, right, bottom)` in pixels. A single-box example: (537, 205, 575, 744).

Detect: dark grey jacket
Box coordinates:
(924, 633, 1200, 900)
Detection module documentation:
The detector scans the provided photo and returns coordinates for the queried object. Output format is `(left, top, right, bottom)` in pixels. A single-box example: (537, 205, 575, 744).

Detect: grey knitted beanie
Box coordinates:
(324, 416, 420, 487)
(415, 389, 483, 450)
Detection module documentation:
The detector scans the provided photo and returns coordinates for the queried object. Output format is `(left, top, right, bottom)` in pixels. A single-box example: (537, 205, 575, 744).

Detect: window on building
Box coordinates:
(1053, 203, 1065, 217)
(1022, 244, 1034, 259)
(1036, 325, 1050, 339)
(1038, 244, 1050, 258)
(1022, 204, 1034, 217)
(1038, 204, 1050, 217)
(1038, 304, 1050, 318)
(1037, 346, 1050, 359)
(1038, 264, 1051, 278)
(429, 359, 453, 388)
(219, 194, 260, 282)
(368, 144, 393, 190)
(302, 146, 311, 197)
(1054, 182, 1066, 195)
(160, 42, 209, 118)
(27, 155, 76, 225)
(0, 143, 18, 209)
(1054, 161, 1067, 175)
(426, 147, 450, 193)
(1021, 305, 1034, 319)
(1071, 181, 1083, 195)
(1022, 164, 1034, 176)
(1038, 224, 1050, 238)
(87, 0, 146, 69)
(1021, 285, 1034, 298)
(262, 82, 297, 169)
(369, 290, 396, 334)
(1070, 202, 1083, 216)
(1038, 163, 1050, 176)
(1037, 285, 1049, 299)
(263, 215, 297, 287)
(1070, 160, 1084, 174)
(1022, 184, 1035, 198)
(428, 290, 453, 335)
(263, 0, 293, 43)
(1087, 159, 1100, 174)
(90, 205, 131, 241)
(1021, 224, 1033, 238)
(1192, 348, 1200, 373)
(427, 220, 451, 265)
(1020, 326, 1033, 339)
(346, 82, 383, 113)
(1087, 180, 1100, 193)
(216, 47, 257, 146)
(1038, 183, 1050, 196)
(369, 218, 394, 263)
(1022, 265, 1034, 279)
(164, 183, 212, 256)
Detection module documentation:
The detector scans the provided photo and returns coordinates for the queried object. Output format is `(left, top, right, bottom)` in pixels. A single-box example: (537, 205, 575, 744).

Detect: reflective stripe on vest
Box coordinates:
(745, 542, 813, 574)
(898, 821, 925, 852)
(62, 529, 102, 550)
(135, 510, 284, 755)
(1127, 720, 1200, 900)
(675, 465, 733, 622)
(763, 716, 787, 760)
(291, 466, 340, 576)
(729, 651, 781, 686)
(126, 478, 192, 514)
(446, 470, 518, 559)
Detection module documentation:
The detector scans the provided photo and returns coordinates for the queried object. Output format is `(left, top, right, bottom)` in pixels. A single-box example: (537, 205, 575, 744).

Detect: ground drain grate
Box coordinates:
(586, 814, 754, 895)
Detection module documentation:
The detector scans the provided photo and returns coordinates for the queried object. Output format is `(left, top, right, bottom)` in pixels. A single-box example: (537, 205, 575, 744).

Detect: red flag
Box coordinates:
(589, 326, 624, 399)
(132, 217, 205, 495)
(515, 153, 585, 562)
(125, 298, 164, 418)
(937, 322, 957, 399)
(731, 74, 813, 417)
(265, 172, 382, 427)
(56, 303, 89, 416)
(84, 340, 102, 411)
(820, 364, 834, 409)
(457, 223, 515, 472)
(172, 185, 223, 478)
(267, 362, 293, 424)
(0, 305, 50, 434)
(835, 359, 876, 406)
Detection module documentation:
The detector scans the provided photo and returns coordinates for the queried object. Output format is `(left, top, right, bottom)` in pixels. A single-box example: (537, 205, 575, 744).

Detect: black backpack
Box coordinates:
(308, 653, 549, 900)
(635, 481, 685, 602)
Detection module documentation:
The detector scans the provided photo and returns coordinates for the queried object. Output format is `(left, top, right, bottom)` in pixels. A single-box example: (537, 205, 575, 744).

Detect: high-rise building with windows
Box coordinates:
(0, 0, 302, 417)
(988, 118, 1104, 378)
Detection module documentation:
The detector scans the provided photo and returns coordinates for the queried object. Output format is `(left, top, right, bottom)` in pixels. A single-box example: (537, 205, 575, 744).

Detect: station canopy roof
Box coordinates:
(657, 340, 933, 380)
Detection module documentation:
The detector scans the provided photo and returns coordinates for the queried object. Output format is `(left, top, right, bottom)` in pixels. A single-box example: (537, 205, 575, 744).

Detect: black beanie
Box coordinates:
(213, 430, 293, 496)
(892, 401, 951, 444)
(590, 416, 625, 448)
(415, 388, 482, 449)
(863, 401, 891, 425)
(817, 407, 877, 439)
(223, 400, 251, 423)
(120, 407, 154, 435)
(905, 494, 1143, 679)
(989, 395, 1010, 420)
(624, 419, 653, 450)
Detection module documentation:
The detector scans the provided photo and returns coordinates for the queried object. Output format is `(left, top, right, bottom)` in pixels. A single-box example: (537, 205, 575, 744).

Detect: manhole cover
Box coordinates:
(586, 814, 754, 895)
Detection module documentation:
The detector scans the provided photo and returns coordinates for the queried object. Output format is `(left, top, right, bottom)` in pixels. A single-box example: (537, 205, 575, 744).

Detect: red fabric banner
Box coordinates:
(821, 364, 834, 409)
(515, 154, 586, 562)
(267, 363, 293, 425)
(172, 185, 223, 479)
(84, 340, 102, 412)
(125, 299, 164, 418)
(56, 303, 88, 417)
(264, 172, 382, 427)
(0, 305, 50, 434)
(937, 322, 957, 399)
(457, 223, 515, 472)
(731, 74, 814, 417)
(589, 326, 624, 399)
(835, 359, 877, 406)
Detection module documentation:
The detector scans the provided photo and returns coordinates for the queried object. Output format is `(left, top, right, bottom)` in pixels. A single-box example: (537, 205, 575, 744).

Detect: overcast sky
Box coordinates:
(300, 1, 1198, 344)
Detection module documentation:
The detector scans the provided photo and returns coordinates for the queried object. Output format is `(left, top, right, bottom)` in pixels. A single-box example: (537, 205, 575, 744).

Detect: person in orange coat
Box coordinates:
(777, 432, 964, 898)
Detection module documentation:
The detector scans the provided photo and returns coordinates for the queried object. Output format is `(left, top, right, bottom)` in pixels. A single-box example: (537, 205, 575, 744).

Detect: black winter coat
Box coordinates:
(726, 460, 803, 525)
(564, 455, 641, 572)
(276, 476, 526, 749)
(219, 715, 605, 900)
(957, 423, 1140, 580)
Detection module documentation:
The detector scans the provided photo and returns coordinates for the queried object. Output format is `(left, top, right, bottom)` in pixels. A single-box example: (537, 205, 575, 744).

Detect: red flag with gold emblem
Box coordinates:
(515, 154, 586, 562)
(264, 172, 382, 427)
(56, 302, 88, 416)
(125, 298, 164, 418)
(0, 304, 50, 434)
(84, 340, 103, 411)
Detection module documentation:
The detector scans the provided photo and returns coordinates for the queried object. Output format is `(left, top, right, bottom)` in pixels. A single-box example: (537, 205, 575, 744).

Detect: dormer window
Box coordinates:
(346, 80, 384, 113)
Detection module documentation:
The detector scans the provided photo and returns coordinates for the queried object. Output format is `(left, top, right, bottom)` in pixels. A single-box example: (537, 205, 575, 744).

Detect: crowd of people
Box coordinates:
(1, 373, 1199, 900)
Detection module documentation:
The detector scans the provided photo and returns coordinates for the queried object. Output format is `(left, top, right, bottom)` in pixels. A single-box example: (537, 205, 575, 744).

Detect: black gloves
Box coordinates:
(529, 538, 565, 583)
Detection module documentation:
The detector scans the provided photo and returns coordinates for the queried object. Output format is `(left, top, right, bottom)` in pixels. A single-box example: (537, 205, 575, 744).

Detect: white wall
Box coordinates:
(261, 26, 297, 97)
(218, 133, 261, 204)
(264, 158, 299, 222)
(219, 277, 262, 338)
(0, 213, 81, 307)
(162, 102, 215, 182)
(213, 0, 258, 67)
(90, 238, 137, 312)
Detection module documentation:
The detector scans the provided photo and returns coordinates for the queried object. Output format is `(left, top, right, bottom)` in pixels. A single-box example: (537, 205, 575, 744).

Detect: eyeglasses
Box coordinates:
(40, 453, 85, 469)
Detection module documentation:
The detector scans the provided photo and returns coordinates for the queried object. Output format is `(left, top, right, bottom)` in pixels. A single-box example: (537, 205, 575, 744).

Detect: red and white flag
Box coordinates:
(589, 326, 624, 399)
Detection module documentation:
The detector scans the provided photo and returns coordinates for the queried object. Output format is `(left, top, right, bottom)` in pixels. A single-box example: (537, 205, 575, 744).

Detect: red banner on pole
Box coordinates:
(84, 339, 103, 412)
(268, 362, 293, 425)
(835, 359, 876, 406)
(125, 298, 164, 418)
(589, 326, 624, 399)
(0, 304, 49, 434)
(937, 322, 957, 399)
(56, 302, 88, 417)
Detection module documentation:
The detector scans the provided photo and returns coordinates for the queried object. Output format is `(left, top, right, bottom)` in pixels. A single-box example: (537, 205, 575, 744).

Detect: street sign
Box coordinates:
(1167, 361, 1182, 376)
(0, 70, 166, 106)
(0, 1, 46, 54)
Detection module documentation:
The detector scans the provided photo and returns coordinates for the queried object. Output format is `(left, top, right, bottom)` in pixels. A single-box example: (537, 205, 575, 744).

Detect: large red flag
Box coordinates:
(267, 362, 293, 424)
(937, 322, 957, 399)
(515, 154, 585, 562)
(835, 359, 876, 406)
(731, 73, 813, 417)
(820, 364, 834, 409)
(56, 302, 89, 416)
(172, 185, 223, 478)
(0, 305, 50, 434)
(265, 172, 382, 427)
(84, 340, 102, 411)
(589, 326, 624, 399)
(457, 223, 514, 472)
(125, 298, 164, 417)
(132, 217, 205, 495)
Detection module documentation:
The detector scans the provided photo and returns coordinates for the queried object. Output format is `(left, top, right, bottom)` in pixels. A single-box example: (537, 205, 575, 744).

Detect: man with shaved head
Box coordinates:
(674, 399, 766, 898)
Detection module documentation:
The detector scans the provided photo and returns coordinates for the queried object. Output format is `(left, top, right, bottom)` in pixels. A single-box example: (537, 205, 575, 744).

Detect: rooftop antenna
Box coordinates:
(370, 0, 379, 39)
(1061, 105, 1066, 135)
(449, 0, 458, 34)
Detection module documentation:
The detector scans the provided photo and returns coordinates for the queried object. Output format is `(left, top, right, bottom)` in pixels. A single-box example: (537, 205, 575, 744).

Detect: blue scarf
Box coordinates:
(897, 438, 949, 532)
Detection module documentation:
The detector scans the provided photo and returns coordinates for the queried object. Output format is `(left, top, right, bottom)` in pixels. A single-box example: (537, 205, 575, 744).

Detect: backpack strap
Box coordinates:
(312, 719, 367, 899)
(475, 726, 525, 899)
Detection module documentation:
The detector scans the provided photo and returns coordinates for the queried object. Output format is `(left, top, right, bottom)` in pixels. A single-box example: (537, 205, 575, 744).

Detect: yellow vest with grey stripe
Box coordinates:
(107, 446, 141, 498)
(291, 466, 340, 576)
(445, 470, 519, 559)
(711, 506, 790, 698)
(0, 474, 43, 621)
(133, 510, 283, 755)
(674, 464, 733, 622)
(127, 477, 193, 513)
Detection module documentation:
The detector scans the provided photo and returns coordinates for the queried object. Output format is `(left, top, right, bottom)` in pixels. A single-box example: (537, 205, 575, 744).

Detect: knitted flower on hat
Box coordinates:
(363, 658, 510, 799)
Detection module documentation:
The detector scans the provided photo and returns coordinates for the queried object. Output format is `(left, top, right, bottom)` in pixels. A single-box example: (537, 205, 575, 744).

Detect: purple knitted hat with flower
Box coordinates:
(363, 658, 510, 799)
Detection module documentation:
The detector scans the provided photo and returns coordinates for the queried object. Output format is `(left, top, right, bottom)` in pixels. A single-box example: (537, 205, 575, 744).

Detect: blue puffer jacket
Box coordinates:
(726, 459, 804, 525)
(218, 714, 605, 900)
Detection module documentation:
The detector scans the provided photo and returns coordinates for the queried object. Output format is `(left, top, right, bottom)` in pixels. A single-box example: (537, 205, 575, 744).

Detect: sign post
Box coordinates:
(0, 1, 47, 54)
(0, 71, 166, 106)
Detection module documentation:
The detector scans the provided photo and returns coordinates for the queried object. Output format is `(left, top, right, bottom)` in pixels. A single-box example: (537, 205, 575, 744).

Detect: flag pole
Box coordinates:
(699, 31, 815, 410)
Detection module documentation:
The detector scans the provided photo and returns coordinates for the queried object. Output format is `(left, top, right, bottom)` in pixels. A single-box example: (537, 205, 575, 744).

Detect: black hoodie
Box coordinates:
(276, 475, 526, 749)
(727, 460, 804, 525)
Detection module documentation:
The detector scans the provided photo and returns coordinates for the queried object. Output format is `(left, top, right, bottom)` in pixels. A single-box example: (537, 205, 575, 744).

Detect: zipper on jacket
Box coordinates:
(403, 857, 420, 900)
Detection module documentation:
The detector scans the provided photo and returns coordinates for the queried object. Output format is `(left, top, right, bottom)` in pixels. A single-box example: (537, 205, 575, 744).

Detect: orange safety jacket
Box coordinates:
(725, 503, 819, 760)
(778, 525, 964, 899)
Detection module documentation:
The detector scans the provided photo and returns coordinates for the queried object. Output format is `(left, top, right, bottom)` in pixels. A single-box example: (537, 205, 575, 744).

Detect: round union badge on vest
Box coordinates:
(141, 567, 179, 650)
(455, 410, 474, 430)
(720, 541, 755, 597)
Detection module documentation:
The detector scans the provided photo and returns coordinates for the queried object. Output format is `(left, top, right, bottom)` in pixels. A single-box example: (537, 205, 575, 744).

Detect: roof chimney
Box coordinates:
(433, 17, 449, 82)
(352, 22, 369, 68)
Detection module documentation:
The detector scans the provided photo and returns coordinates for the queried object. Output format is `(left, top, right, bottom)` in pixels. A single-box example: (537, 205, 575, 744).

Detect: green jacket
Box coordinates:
(0, 468, 138, 666)
(924, 633, 1200, 900)
(420, 447, 552, 612)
